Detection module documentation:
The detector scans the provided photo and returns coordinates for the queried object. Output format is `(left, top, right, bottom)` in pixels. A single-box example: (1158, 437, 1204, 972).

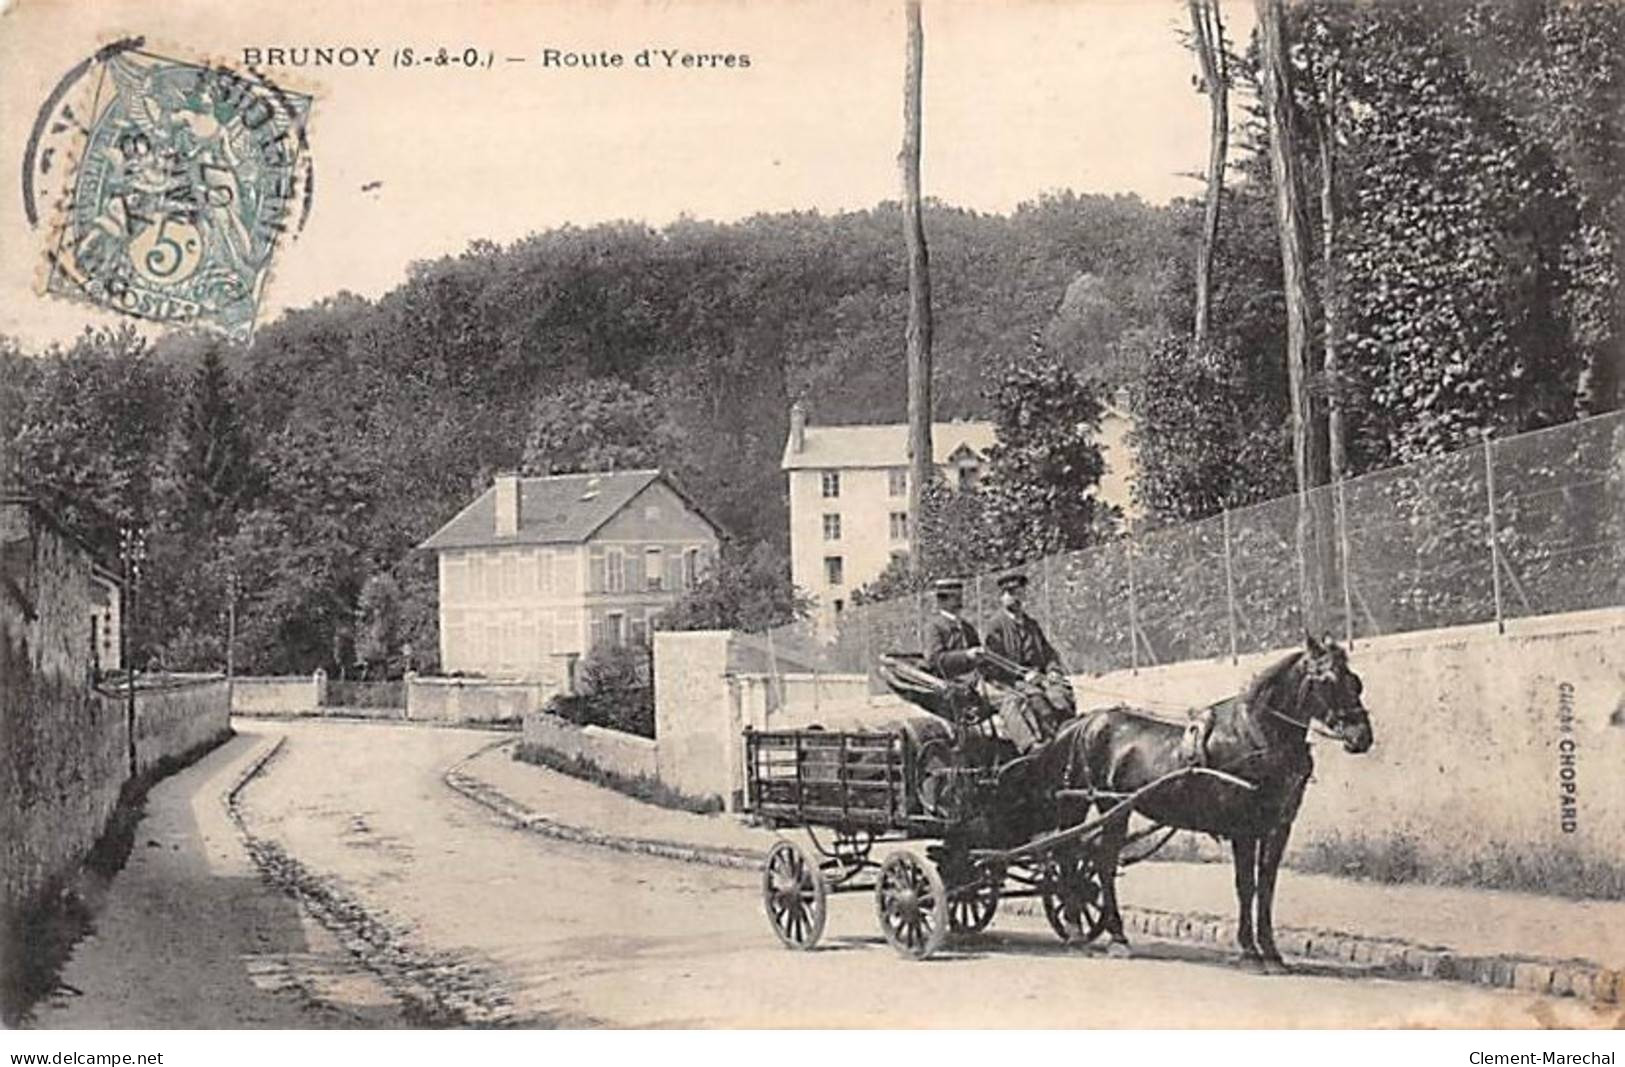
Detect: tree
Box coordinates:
(901, 0, 935, 576)
(521, 378, 688, 474)
(1256, 0, 1332, 629)
(1187, 0, 1232, 349)
(658, 542, 811, 632)
(355, 572, 404, 675)
(979, 354, 1115, 558)
(170, 346, 255, 529)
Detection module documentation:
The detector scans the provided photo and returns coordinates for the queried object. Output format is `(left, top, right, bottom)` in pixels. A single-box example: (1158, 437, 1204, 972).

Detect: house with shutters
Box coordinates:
(418, 470, 722, 689)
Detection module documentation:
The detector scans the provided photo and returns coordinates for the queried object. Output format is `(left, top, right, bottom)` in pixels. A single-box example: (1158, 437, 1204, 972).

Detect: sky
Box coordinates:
(0, 0, 1256, 348)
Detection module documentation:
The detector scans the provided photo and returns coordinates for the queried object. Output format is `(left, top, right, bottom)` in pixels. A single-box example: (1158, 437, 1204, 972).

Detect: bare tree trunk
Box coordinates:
(901, 0, 934, 577)
(1319, 74, 1344, 483)
(1189, 0, 1228, 350)
(1256, 0, 1329, 629)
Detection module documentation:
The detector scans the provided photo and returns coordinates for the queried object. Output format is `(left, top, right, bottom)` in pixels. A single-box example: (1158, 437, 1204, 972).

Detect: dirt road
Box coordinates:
(226, 720, 1606, 1028)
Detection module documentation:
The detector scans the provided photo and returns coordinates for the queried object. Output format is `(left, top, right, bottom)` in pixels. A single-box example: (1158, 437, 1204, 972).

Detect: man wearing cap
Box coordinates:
(982, 570, 1073, 750)
(924, 577, 982, 682)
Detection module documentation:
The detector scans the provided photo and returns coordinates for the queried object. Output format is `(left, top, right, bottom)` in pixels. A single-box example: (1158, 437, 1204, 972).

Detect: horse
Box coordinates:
(1051, 633, 1374, 971)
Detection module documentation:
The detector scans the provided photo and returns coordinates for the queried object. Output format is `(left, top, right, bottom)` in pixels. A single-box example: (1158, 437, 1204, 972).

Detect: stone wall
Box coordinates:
(523, 712, 657, 779)
(2, 498, 230, 954)
(230, 674, 324, 715)
(1077, 608, 1625, 879)
(125, 677, 232, 775)
(406, 675, 549, 723)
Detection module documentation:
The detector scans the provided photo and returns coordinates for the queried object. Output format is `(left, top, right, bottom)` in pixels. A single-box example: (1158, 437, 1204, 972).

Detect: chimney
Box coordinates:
(494, 472, 520, 536)
(789, 401, 807, 454)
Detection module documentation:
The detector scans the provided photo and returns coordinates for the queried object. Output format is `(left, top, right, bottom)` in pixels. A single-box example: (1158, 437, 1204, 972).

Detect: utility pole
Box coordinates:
(119, 524, 146, 777)
(225, 565, 238, 681)
(901, 0, 934, 576)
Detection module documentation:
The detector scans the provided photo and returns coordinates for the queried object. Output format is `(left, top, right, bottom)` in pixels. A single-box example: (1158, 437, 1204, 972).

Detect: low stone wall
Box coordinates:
(1078, 608, 1625, 886)
(231, 674, 323, 715)
(122, 676, 232, 776)
(523, 712, 657, 780)
(406, 675, 550, 723)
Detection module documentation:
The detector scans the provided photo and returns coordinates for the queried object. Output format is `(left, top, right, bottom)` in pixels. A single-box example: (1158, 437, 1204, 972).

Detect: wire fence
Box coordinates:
(760, 410, 1625, 681)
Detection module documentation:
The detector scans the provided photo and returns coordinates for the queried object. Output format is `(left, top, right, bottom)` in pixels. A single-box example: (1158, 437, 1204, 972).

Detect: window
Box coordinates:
(684, 547, 701, 590)
(821, 471, 841, 498)
(889, 467, 907, 497)
(535, 549, 552, 595)
(644, 504, 661, 521)
(645, 547, 664, 589)
(606, 611, 626, 647)
(890, 549, 910, 569)
(822, 514, 842, 541)
(957, 465, 980, 491)
(629, 613, 647, 647)
(889, 511, 908, 541)
(606, 548, 625, 593)
(824, 556, 844, 586)
(833, 598, 845, 615)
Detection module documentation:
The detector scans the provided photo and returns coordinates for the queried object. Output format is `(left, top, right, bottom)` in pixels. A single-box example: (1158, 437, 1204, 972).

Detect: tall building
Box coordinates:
(780, 399, 1136, 632)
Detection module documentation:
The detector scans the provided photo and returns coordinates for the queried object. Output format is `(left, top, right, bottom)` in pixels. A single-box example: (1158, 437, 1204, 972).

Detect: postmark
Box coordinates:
(24, 40, 315, 341)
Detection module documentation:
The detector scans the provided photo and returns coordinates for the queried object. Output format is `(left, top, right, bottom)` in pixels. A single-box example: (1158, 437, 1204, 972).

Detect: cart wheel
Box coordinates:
(948, 881, 1000, 935)
(763, 840, 828, 950)
(1041, 866, 1106, 944)
(875, 850, 950, 960)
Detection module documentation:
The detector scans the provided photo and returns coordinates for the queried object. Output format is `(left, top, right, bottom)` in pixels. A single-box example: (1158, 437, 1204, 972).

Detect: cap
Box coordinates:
(997, 571, 1029, 592)
(933, 578, 966, 598)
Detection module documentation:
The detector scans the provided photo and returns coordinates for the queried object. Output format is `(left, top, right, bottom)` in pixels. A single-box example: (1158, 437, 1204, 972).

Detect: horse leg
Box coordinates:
(1096, 817, 1131, 958)
(1231, 836, 1261, 967)
(1255, 823, 1294, 974)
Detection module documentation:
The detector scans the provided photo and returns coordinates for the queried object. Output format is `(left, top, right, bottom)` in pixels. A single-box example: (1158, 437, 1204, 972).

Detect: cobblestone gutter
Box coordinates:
(226, 737, 520, 1027)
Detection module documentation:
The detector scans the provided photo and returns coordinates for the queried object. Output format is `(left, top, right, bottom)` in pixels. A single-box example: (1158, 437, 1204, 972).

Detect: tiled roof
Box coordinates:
(781, 421, 998, 470)
(418, 470, 704, 551)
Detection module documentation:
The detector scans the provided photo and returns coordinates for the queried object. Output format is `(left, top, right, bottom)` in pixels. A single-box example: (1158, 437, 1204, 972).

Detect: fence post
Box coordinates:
(1482, 432, 1506, 634)
(915, 589, 925, 651)
(860, 609, 872, 682)
(1335, 478, 1355, 645)
(1043, 553, 1056, 623)
(1127, 523, 1140, 675)
(1221, 508, 1238, 665)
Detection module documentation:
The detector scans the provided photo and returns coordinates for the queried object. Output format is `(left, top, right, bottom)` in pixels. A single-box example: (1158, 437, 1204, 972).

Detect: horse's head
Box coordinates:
(1299, 633, 1374, 754)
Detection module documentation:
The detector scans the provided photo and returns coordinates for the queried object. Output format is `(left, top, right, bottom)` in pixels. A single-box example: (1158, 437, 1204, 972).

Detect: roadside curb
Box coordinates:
(448, 744, 1621, 1006)
(443, 741, 760, 872)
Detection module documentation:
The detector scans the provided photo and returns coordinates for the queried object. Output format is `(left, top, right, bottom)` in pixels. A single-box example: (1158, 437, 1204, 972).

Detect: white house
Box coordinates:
(418, 470, 722, 690)
(780, 398, 1137, 631)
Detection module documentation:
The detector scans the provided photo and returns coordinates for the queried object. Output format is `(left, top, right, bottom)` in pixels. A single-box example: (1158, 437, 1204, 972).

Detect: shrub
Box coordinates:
(578, 643, 649, 695)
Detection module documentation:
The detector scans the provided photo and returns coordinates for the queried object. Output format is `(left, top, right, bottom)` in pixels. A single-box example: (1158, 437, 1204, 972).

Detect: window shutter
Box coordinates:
(627, 547, 645, 591)
(588, 548, 605, 593)
(665, 551, 681, 592)
(588, 615, 605, 650)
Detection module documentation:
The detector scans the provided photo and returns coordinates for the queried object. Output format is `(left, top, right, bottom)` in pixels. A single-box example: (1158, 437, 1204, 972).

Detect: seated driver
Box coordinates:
(981, 570, 1073, 751)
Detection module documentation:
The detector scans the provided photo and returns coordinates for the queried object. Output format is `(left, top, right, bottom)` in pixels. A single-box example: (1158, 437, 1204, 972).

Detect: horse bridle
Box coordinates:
(1260, 666, 1364, 742)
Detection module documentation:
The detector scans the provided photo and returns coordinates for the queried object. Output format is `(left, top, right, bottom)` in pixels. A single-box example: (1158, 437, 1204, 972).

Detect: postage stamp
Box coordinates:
(27, 42, 314, 341)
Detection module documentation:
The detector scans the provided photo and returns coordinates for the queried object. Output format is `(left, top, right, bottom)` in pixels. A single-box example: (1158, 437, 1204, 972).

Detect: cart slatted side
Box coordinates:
(745, 729, 910, 830)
